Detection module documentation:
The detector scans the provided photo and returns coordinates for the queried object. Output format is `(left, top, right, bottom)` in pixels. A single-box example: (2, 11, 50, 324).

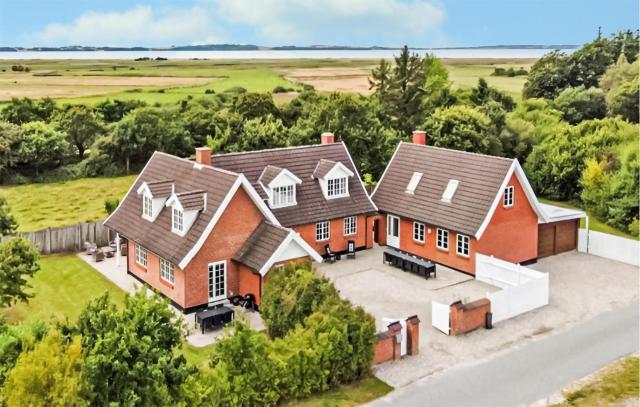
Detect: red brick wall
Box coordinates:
(238, 264, 262, 305)
(476, 173, 539, 264)
(183, 187, 265, 309)
(373, 334, 394, 365)
(293, 214, 367, 254)
(128, 242, 186, 306)
(450, 298, 490, 336)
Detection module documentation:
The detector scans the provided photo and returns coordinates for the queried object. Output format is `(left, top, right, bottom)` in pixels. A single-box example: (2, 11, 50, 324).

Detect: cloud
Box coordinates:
(211, 0, 446, 46)
(32, 5, 224, 47)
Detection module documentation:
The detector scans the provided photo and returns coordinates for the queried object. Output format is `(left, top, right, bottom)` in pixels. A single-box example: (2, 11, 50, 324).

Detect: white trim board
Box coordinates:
(257, 230, 323, 276)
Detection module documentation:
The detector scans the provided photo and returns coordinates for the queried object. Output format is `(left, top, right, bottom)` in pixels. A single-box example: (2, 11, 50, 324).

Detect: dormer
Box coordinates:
(136, 179, 174, 221)
(312, 159, 355, 200)
(165, 190, 206, 237)
(258, 165, 302, 209)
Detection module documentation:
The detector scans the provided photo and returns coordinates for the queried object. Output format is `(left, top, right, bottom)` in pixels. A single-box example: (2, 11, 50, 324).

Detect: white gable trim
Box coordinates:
(341, 141, 378, 211)
(371, 141, 403, 199)
(178, 174, 280, 269)
(475, 160, 547, 240)
(268, 168, 302, 187)
(257, 230, 323, 276)
(324, 161, 355, 179)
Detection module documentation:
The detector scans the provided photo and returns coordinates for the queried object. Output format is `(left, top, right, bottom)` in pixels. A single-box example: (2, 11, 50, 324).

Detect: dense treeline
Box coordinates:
(0, 31, 638, 234)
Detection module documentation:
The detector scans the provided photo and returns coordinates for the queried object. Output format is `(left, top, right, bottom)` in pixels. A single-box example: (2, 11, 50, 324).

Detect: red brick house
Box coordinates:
(212, 133, 378, 255)
(104, 151, 322, 312)
(371, 131, 549, 275)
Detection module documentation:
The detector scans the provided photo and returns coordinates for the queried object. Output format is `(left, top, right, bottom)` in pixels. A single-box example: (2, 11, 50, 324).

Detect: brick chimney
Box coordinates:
(195, 147, 212, 166)
(412, 130, 427, 145)
(321, 132, 335, 144)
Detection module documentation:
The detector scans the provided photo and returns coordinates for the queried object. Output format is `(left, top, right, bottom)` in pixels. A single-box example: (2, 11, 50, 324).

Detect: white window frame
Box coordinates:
(135, 244, 148, 268)
(160, 258, 174, 284)
(413, 222, 425, 243)
(344, 216, 357, 236)
(316, 221, 330, 241)
(327, 177, 348, 198)
(272, 184, 296, 208)
(208, 261, 227, 302)
(456, 234, 470, 257)
(143, 194, 153, 218)
(436, 228, 449, 250)
(172, 207, 184, 233)
(504, 185, 514, 207)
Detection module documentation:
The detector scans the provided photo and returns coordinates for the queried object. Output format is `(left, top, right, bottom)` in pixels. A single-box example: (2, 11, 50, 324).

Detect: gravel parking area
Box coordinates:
(318, 247, 639, 388)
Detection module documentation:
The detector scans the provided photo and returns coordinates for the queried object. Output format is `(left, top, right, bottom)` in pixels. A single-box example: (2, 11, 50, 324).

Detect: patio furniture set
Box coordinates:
(383, 247, 437, 279)
(84, 241, 125, 262)
(323, 240, 357, 263)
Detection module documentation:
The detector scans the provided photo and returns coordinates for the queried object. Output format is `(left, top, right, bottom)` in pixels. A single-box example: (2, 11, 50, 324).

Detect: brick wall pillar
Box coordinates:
(405, 315, 420, 355)
(387, 321, 402, 361)
(450, 298, 491, 336)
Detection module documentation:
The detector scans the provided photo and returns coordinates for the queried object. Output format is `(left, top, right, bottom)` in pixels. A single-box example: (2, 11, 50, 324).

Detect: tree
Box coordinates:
(3, 332, 87, 407)
(523, 51, 571, 99)
(0, 196, 17, 237)
(470, 78, 515, 111)
(17, 121, 70, 176)
(0, 97, 56, 125)
(386, 46, 426, 133)
(368, 59, 392, 100)
(210, 114, 289, 153)
(0, 320, 48, 385)
(56, 106, 106, 159)
(232, 93, 280, 121)
(0, 238, 40, 307)
(552, 86, 606, 124)
(606, 76, 639, 123)
(0, 121, 21, 179)
(95, 99, 146, 123)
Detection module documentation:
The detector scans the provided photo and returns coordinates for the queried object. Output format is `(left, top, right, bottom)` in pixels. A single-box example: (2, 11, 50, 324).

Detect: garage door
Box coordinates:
(538, 219, 579, 258)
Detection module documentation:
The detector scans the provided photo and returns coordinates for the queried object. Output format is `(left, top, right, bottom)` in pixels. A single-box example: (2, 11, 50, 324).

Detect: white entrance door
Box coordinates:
(382, 318, 407, 356)
(387, 215, 400, 248)
(208, 261, 227, 303)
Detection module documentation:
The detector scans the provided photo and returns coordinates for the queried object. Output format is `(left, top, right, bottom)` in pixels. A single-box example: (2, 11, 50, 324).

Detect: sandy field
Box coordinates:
(283, 67, 374, 95)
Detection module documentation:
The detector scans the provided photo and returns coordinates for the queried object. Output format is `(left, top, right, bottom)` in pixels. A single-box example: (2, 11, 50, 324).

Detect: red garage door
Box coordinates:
(538, 219, 579, 258)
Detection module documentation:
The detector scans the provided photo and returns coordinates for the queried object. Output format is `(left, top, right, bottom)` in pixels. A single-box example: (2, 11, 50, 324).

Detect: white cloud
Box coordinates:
(210, 0, 446, 46)
(33, 5, 224, 47)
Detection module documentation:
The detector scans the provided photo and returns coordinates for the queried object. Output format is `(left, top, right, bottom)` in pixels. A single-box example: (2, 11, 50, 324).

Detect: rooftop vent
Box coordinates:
(405, 172, 423, 194)
(441, 180, 459, 203)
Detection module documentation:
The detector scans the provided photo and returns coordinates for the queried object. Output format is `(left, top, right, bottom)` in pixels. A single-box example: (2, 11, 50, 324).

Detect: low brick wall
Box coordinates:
(450, 298, 490, 336)
(373, 315, 421, 365)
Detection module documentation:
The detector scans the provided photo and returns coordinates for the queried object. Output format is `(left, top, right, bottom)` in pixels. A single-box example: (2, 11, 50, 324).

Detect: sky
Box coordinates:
(0, 0, 637, 48)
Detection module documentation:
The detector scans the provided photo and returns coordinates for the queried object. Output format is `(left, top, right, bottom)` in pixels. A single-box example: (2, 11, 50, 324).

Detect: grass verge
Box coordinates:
(0, 174, 137, 232)
(282, 376, 393, 407)
(554, 355, 639, 406)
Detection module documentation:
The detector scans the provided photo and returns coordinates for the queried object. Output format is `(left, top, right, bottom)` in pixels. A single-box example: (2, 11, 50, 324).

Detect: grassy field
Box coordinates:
(0, 174, 136, 232)
(554, 355, 639, 406)
(538, 198, 638, 240)
(0, 57, 534, 105)
(0, 254, 126, 324)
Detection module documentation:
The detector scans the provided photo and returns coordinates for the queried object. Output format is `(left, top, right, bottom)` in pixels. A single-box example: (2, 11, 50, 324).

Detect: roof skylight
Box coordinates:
(441, 180, 459, 203)
(405, 172, 423, 194)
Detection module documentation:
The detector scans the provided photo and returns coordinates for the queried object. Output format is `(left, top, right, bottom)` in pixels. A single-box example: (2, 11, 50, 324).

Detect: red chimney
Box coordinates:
(412, 130, 427, 145)
(195, 147, 212, 166)
(321, 132, 335, 144)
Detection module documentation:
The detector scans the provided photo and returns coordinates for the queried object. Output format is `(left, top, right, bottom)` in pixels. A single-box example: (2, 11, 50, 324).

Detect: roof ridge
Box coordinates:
(262, 220, 293, 233)
(403, 142, 515, 163)
(176, 189, 206, 196)
(146, 178, 174, 184)
(213, 143, 337, 157)
(154, 151, 241, 178)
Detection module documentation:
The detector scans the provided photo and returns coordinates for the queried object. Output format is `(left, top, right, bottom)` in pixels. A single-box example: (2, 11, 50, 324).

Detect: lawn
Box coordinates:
(282, 376, 393, 407)
(0, 174, 137, 232)
(554, 355, 639, 406)
(538, 198, 638, 240)
(0, 254, 126, 324)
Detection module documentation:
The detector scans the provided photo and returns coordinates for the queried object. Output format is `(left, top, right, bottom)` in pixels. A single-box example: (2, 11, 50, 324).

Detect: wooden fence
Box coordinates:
(4, 221, 111, 254)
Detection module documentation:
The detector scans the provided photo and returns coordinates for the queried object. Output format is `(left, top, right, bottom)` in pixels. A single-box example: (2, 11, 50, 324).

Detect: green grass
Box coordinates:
(445, 60, 534, 100)
(0, 174, 137, 232)
(538, 198, 638, 240)
(0, 254, 126, 324)
(182, 342, 215, 370)
(554, 355, 639, 406)
(282, 376, 393, 407)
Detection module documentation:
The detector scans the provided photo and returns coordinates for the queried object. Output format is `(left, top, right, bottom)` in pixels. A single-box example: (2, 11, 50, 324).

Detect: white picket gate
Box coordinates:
(431, 301, 450, 335)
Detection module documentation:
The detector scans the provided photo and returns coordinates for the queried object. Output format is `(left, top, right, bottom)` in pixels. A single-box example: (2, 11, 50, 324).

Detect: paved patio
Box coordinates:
(78, 251, 264, 347)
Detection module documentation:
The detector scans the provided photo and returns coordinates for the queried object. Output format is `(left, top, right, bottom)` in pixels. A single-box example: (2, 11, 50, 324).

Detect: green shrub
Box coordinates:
(104, 198, 120, 215)
(272, 86, 288, 94)
(0, 320, 47, 384)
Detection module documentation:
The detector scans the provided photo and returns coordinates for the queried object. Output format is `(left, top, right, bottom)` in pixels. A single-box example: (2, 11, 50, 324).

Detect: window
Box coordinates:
(172, 208, 184, 232)
(406, 172, 423, 194)
(208, 261, 226, 301)
(413, 222, 425, 243)
(316, 221, 330, 241)
(160, 258, 174, 284)
(457, 234, 470, 257)
(504, 185, 514, 207)
(441, 180, 460, 203)
(344, 216, 357, 236)
(272, 184, 295, 207)
(327, 177, 347, 197)
(436, 228, 449, 250)
(143, 194, 153, 218)
(135, 244, 148, 267)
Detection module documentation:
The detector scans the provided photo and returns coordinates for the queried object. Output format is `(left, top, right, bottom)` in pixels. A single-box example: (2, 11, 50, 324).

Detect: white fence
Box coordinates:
(431, 301, 450, 335)
(578, 229, 639, 266)
(476, 254, 549, 324)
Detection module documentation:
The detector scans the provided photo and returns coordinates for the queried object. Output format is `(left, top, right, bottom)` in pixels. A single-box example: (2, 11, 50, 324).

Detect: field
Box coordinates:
(0, 57, 534, 105)
(0, 175, 137, 232)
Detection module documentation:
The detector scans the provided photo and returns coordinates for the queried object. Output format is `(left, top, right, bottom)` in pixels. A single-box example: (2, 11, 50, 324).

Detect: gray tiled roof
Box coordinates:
(147, 179, 174, 197)
(312, 159, 337, 179)
(104, 152, 239, 266)
(233, 221, 290, 272)
(258, 165, 283, 186)
(372, 142, 514, 236)
(176, 190, 206, 211)
(213, 143, 377, 227)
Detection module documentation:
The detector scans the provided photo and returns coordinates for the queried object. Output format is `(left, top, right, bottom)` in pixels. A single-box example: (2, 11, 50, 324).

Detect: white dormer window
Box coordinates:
(172, 208, 184, 233)
(441, 180, 460, 203)
(406, 172, 423, 194)
(137, 179, 173, 221)
(327, 177, 348, 198)
(143, 194, 153, 218)
(272, 185, 295, 208)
